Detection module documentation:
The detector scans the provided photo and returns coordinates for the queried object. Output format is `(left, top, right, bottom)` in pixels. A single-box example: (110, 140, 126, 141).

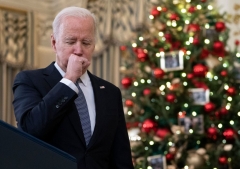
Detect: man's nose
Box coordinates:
(74, 42, 83, 56)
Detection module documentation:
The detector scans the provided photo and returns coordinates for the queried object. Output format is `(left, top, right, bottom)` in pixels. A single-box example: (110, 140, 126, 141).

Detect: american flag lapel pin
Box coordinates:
(100, 86, 105, 89)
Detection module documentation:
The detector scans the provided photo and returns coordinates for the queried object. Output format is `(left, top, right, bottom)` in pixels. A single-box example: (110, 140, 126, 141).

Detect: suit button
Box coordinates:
(56, 105, 60, 108)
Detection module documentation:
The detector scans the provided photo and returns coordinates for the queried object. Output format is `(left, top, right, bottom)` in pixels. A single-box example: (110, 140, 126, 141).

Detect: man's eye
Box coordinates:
(66, 41, 75, 44)
(83, 42, 90, 45)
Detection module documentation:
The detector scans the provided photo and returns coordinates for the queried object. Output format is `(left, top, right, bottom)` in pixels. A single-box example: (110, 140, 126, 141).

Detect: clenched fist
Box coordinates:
(64, 54, 90, 83)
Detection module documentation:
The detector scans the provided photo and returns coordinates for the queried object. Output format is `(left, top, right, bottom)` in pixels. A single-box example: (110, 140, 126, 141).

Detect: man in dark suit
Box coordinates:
(12, 6, 134, 169)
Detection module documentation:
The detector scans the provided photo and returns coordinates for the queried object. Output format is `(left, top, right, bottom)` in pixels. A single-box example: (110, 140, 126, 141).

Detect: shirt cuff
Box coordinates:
(60, 78, 78, 94)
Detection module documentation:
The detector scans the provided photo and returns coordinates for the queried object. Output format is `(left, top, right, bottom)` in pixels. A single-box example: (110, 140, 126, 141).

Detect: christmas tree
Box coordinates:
(120, 0, 240, 169)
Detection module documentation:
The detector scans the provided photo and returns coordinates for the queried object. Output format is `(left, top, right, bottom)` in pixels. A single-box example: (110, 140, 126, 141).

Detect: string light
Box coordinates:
(205, 24, 210, 29)
(156, 53, 161, 57)
(140, 79, 145, 83)
(149, 15, 154, 19)
(192, 111, 197, 116)
(132, 92, 136, 97)
(134, 82, 139, 86)
(147, 79, 151, 84)
(128, 111, 132, 115)
(139, 37, 144, 41)
(227, 96, 232, 102)
(181, 9, 187, 13)
(157, 7, 162, 11)
(204, 39, 210, 44)
(208, 5, 213, 10)
(230, 120, 234, 125)
(149, 141, 154, 145)
(218, 123, 223, 128)
(172, 21, 177, 27)
(196, 5, 202, 10)
(182, 73, 187, 77)
(132, 43, 137, 47)
(159, 85, 165, 91)
(236, 53, 240, 57)
(158, 32, 164, 36)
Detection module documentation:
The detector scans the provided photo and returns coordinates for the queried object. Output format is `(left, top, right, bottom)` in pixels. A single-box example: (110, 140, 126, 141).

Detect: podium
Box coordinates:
(0, 120, 77, 169)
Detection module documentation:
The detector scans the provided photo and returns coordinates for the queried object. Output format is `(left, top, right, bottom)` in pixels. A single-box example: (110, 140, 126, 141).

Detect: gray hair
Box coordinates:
(52, 6, 97, 41)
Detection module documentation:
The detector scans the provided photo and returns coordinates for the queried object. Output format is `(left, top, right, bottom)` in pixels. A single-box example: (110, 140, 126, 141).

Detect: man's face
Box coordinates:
(51, 16, 95, 72)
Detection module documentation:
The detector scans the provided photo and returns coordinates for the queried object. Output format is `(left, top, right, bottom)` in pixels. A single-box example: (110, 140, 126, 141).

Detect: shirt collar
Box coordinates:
(54, 62, 90, 86)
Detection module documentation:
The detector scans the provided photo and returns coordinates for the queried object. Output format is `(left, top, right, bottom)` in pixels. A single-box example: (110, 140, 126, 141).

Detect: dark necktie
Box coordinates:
(75, 79, 91, 145)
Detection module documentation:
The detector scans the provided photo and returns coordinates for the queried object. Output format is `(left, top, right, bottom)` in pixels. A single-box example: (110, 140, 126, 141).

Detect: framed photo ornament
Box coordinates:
(188, 88, 210, 105)
(147, 154, 167, 169)
(160, 51, 184, 72)
(178, 114, 204, 134)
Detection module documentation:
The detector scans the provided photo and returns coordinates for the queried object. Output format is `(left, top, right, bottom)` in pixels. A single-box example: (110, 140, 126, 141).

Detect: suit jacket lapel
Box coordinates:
(87, 71, 106, 148)
(43, 62, 86, 146)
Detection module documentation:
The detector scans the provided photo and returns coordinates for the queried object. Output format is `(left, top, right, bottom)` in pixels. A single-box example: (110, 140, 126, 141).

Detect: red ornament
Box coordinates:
(164, 33, 172, 42)
(227, 87, 236, 96)
(166, 93, 176, 103)
(120, 45, 127, 51)
(193, 81, 208, 89)
(215, 21, 226, 32)
(166, 153, 175, 161)
(220, 70, 228, 77)
(141, 119, 157, 133)
(193, 64, 208, 77)
(204, 102, 216, 112)
(213, 41, 224, 51)
(121, 77, 132, 89)
(151, 7, 160, 17)
(212, 41, 225, 57)
(187, 24, 200, 32)
(125, 99, 134, 107)
(143, 88, 151, 96)
(137, 52, 148, 62)
(192, 38, 199, 45)
(235, 40, 240, 46)
(170, 13, 179, 20)
(200, 48, 210, 59)
(201, 0, 207, 2)
(188, 6, 196, 13)
(223, 128, 235, 140)
(219, 156, 228, 165)
(220, 107, 228, 115)
(171, 41, 181, 50)
(153, 68, 165, 79)
(126, 122, 139, 129)
(156, 128, 170, 139)
(207, 127, 218, 139)
(162, 7, 168, 12)
(187, 73, 194, 79)
(135, 48, 148, 62)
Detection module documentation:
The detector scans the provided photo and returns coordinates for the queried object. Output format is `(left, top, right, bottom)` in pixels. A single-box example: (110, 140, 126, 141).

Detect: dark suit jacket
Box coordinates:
(12, 62, 134, 169)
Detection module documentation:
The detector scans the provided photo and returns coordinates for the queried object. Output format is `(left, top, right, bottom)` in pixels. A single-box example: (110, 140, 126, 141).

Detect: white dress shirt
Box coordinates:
(54, 62, 96, 134)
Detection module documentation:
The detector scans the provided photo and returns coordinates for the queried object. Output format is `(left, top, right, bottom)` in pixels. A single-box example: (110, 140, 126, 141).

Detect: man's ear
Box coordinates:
(51, 34, 57, 52)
